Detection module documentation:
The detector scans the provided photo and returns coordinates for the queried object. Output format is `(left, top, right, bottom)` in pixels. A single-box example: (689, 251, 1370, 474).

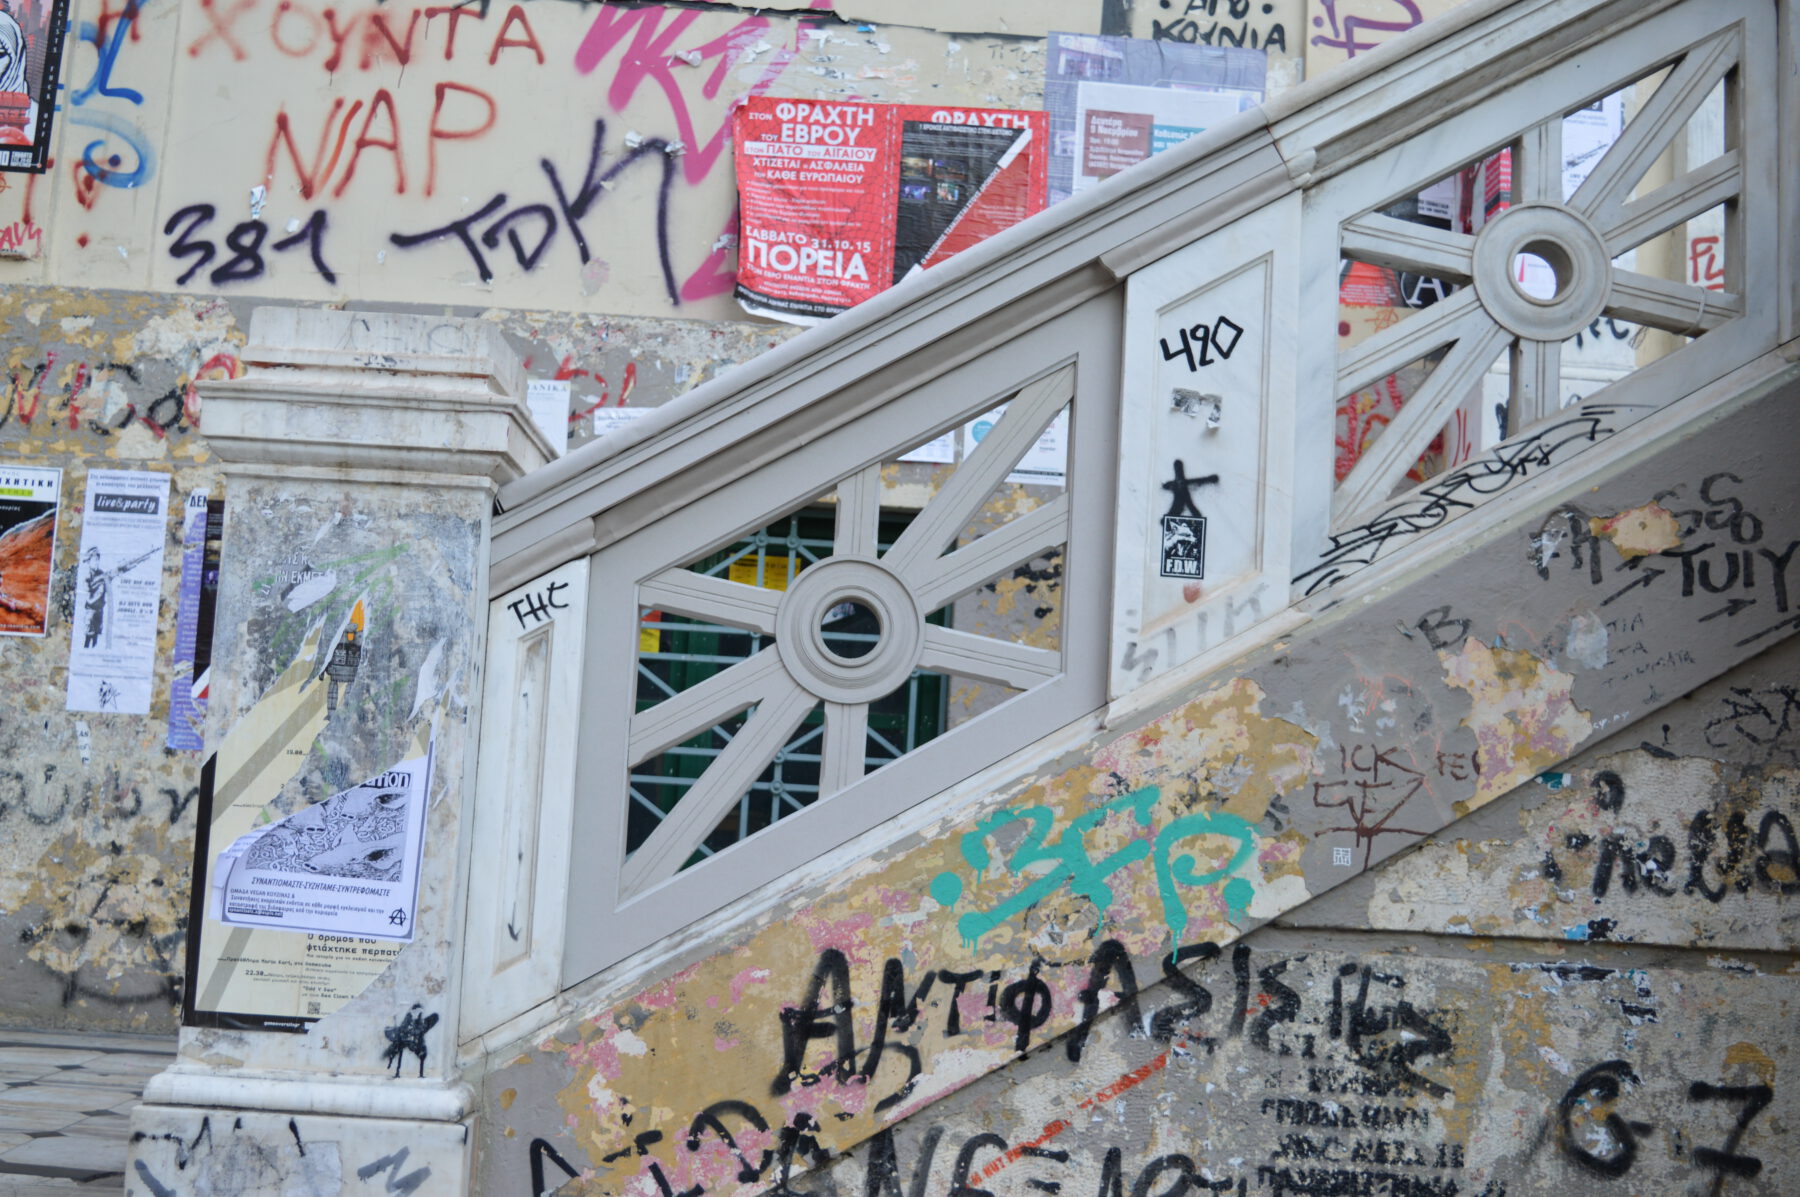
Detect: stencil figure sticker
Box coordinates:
(1159, 459, 1218, 579)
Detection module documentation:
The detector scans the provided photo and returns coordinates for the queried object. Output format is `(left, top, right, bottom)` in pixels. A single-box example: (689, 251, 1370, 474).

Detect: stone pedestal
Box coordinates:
(127, 309, 549, 1196)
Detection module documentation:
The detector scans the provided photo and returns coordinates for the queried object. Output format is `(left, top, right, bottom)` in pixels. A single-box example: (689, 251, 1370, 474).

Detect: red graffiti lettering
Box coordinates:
(333, 89, 406, 198)
(421, 5, 481, 61)
(321, 7, 362, 72)
(1689, 235, 1725, 291)
(266, 97, 363, 201)
(488, 4, 543, 65)
(363, 9, 424, 69)
(189, 0, 256, 60)
(271, 0, 321, 57)
(426, 83, 496, 198)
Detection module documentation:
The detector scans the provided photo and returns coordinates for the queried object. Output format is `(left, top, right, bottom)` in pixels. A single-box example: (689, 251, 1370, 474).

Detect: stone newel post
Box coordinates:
(127, 309, 550, 1195)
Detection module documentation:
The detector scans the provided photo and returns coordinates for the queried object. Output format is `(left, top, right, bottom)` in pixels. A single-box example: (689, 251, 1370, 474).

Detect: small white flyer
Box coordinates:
(964, 409, 1069, 487)
(898, 430, 957, 465)
(212, 746, 434, 942)
(591, 406, 648, 439)
(526, 378, 571, 457)
(66, 469, 171, 714)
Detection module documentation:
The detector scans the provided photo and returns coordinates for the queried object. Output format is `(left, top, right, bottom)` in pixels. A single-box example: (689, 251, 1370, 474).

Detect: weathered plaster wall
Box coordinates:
(472, 377, 1799, 1195)
(0, 283, 789, 1032)
(785, 641, 1800, 1197)
(0, 0, 1488, 1033)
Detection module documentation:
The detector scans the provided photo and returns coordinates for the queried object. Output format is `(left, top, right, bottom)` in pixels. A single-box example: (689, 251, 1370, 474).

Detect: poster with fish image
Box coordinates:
(185, 624, 423, 1031)
(0, 464, 59, 636)
(212, 744, 432, 942)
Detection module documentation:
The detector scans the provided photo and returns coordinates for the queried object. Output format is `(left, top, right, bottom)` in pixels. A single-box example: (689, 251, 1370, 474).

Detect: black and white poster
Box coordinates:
(1160, 513, 1207, 579)
(65, 468, 169, 713)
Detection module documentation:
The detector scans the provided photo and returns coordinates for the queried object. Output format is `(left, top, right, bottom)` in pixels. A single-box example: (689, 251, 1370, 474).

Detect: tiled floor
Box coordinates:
(0, 1029, 174, 1194)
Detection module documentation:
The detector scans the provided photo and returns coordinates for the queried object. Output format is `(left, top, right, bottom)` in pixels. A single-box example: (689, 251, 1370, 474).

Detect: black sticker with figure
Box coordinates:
(1161, 514, 1207, 578)
(1159, 459, 1217, 578)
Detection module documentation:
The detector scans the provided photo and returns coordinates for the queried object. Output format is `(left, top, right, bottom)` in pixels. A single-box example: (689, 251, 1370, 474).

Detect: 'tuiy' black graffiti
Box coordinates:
(1295, 406, 1625, 595)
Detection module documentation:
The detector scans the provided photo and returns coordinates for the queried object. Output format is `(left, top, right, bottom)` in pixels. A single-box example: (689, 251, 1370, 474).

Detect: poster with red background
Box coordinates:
(734, 98, 1047, 324)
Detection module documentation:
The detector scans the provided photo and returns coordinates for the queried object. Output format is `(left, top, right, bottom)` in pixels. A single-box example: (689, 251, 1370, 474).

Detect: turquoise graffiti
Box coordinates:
(930, 786, 1258, 949)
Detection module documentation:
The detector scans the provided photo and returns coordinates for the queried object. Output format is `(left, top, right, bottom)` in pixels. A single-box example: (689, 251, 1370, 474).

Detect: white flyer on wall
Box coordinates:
(66, 469, 171, 714)
(211, 745, 433, 942)
(964, 409, 1068, 486)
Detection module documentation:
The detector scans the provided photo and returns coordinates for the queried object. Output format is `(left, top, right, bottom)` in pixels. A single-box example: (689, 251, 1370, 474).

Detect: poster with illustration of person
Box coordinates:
(0, 0, 71, 173)
(65, 469, 170, 714)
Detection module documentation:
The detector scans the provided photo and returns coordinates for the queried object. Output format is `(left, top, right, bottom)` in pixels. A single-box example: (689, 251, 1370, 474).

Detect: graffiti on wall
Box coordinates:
(6, 1, 1044, 315)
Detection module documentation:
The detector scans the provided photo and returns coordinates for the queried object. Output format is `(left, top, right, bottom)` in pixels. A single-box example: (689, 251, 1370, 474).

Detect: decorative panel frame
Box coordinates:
(562, 295, 1121, 986)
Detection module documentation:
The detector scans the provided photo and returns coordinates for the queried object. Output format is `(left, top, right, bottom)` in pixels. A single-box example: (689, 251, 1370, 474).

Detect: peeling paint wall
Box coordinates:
(0, 284, 791, 1032)
(473, 381, 1800, 1195)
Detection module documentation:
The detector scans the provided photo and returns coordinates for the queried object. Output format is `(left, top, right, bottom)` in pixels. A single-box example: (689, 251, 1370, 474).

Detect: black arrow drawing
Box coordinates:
(1601, 564, 1664, 607)
(1698, 597, 1756, 622)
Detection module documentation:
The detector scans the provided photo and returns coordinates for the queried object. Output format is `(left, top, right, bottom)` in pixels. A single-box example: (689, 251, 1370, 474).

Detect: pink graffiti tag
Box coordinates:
(572, 3, 832, 302)
(573, 6, 804, 188)
(1310, 0, 1424, 59)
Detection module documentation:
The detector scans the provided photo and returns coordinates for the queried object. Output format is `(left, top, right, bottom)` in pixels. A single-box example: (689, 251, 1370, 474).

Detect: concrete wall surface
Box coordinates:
(0, 0, 1486, 1035)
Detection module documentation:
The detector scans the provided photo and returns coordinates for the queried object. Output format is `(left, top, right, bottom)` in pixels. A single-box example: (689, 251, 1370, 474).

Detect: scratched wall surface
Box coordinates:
(473, 379, 1800, 1195)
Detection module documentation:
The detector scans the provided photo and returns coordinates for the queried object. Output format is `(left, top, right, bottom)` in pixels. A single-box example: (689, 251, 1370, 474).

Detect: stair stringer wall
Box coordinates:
(802, 632, 1800, 1197)
(476, 362, 1800, 1196)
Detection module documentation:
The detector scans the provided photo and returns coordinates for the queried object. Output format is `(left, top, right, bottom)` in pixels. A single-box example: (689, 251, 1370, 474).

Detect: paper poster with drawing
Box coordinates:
(65, 469, 170, 713)
(211, 745, 432, 942)
(0, 464, 58, 636)
(0, 0, 72, 173)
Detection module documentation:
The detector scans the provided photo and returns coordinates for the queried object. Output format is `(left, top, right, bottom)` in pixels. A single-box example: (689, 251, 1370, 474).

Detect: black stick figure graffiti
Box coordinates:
(1161, 460, 1219, 518)
(381, 1004, 438, 1078)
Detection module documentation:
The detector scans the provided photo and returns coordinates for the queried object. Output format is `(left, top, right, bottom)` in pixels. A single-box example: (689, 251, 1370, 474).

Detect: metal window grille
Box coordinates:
(630, 510, 948, 867)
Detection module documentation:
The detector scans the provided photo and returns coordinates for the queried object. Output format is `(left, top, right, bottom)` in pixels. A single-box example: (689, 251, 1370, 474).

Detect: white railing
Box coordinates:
(463, 0, 1792, 1039)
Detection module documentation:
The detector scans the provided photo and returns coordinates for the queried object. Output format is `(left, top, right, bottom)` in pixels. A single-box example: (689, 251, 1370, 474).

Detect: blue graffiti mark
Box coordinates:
(68, 111, 155, 188)
(71, 8, 147, 108)
(931, 785, 1259, 949)
(68, 1, 154, 188)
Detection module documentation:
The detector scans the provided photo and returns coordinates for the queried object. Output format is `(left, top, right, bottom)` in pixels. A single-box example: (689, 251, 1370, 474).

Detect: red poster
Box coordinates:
(734, 98, 1048, 324)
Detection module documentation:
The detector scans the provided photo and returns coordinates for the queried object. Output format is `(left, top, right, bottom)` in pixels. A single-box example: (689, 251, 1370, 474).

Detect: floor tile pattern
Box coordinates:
(0, 1030, 174, 1195)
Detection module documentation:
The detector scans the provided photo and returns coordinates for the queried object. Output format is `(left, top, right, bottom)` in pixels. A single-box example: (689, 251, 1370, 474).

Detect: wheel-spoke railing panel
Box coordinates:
(556, 301, 1118, 982)
(1289, 0, 1776, 593)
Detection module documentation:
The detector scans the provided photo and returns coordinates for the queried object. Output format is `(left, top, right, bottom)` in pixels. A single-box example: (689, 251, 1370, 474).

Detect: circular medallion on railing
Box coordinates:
(775, 557, 923, 703)
(1471, 202, 1612, 342)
